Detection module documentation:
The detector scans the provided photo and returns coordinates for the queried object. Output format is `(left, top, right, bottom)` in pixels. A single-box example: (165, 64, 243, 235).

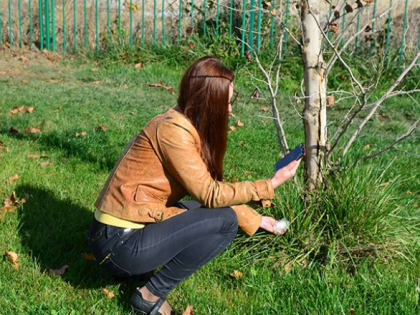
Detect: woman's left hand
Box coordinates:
(260, 216, 280, 234)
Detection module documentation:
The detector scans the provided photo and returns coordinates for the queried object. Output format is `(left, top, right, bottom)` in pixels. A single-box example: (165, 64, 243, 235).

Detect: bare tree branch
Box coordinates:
(347, 118, 419, 168)
(342, 52, 420, 156)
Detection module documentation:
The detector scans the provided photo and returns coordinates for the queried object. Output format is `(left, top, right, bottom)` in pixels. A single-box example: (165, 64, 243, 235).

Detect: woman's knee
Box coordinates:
(218, 207, 238, 235)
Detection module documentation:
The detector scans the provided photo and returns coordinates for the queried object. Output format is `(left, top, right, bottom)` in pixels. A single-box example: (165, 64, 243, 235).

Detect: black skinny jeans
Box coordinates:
(88, 201, 238, 298)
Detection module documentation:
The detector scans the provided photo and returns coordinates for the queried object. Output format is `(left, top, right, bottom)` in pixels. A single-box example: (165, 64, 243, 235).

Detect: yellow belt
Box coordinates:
(94, 209, 145, 229)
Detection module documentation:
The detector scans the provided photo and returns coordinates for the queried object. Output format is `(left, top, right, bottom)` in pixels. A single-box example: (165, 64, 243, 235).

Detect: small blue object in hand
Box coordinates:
(274, 144, 305, 171)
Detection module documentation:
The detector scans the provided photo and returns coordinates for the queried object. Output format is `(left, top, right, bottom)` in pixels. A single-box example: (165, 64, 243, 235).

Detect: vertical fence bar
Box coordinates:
(269, 0, 276, 48)
(45, 0, 50, 49)
(282, 0, 290, 58)
(162, 0, 166, 46)
(29, 0, 33, 47)
(256, 0, 262, 53)
(178, 0, 182, 45)
(340, 7, 345, 47)
(369, 0, 377, 55)
(141, 0, 145, 47)
(95, 0, 98, 52)
(399, 0, 408, 60)
(129, 0, 133, 46)
(384, 0, 392, 60)
(51, 0, 56, 52)
(327, 0, 332, 40)
(229, 0, 233, 38)
(215, 0, 219, 38)
(203, 0, 207, 36)
(18, 0, 23, 48)
(355, 7, 361, 51)
(118, 0, 121, 41)
(73, 0, 77, 51)
(106, 0, 110, 40)
(8, 0, 13, 45)
(418, 21, 420, 50)
(190, 0, 194, 37)
(240, 0, 246, 56)
(39, 0, 43, 49)
(83, 0, 87, 48)
(62, 0, 66, 52)
(248, 0, 255, 53)
(0, 0, 3, 45)
(153, 0, 156, 48)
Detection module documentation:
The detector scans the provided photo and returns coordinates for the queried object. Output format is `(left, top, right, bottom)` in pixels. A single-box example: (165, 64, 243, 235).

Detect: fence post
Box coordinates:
(256, 0, 262, 54)
(29, 0, 33, 47)
(45, 0, 50, 49)
(229, 0, 233, 38)
(83, 0, 87, 48)
(0, 1, 2, 45)
(216, 0, 219, 38)
(141, 0, 145, 47)
(178, 0, 182, 45)
(203, 0, 207, 36)
(369, 0, 377, 56)
(106, 0, 110, 41)
(162, 0, 166, 46)
(18, 0, 23, 48)
(340, 7, 345, 47)
(118, 0, 121, 41)
(399, 0, 408, 60)
(63, 0, 66, 52)
(240, 0, 246, 57)
(95, 0, 98, 52)
(384, 0, 392, 60)
(153, 0, 156, 48)
(269, 0, 276, 48)
(8, 0, 13, 46)
(418, 21, 420, 50)
(51, 0, 56, 52)
(355, 7, 361, 51)
(282, 0, 290, 58)
(73, 0, 77, 51)
(190, 0, 194, 38)
(130, 0, 133, 47)
(39, 0, 43, 49)
(248, 0, 255, 53)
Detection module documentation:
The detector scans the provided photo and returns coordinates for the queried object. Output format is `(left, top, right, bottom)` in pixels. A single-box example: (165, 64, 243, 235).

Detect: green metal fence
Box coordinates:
(0, 0, 419, 59)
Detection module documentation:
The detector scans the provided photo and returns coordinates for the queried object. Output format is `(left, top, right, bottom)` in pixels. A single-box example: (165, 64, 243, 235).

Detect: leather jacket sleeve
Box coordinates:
(154, 119, 274, 235)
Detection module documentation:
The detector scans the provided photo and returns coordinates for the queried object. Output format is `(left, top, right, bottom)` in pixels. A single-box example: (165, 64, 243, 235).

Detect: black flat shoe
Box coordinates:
(130, 289, 181, 315)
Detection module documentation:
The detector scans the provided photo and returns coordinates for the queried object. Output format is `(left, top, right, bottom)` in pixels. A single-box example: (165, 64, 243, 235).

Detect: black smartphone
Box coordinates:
(274, 144, 305, 171)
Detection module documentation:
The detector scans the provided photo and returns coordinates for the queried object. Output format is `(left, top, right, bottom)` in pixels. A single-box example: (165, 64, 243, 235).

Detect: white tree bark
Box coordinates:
(301, 0, 327, 191)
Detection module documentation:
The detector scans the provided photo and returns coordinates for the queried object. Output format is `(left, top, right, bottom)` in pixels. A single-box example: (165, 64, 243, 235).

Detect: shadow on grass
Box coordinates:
(2, 129, 123, 171)
(16, 185, 150, 312)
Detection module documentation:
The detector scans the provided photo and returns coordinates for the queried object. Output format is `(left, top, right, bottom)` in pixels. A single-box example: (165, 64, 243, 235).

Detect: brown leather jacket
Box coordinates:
(95, 108, 274, 236)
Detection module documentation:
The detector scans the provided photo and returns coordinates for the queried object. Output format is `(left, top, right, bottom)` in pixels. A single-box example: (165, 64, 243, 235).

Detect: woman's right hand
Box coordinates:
(270, 159, 302, 189)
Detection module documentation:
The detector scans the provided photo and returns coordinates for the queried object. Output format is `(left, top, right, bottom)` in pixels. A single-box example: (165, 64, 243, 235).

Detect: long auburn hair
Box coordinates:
(177, 56, 234, 181)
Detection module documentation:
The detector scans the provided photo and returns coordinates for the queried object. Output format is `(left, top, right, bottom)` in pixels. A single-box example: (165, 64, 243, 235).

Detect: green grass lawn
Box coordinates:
(0, 49, 419, 314)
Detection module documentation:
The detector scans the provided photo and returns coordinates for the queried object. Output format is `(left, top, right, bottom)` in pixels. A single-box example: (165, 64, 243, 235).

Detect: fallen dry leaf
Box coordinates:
(134, 63, 142, 69)
(148, 81, 164, 88)
(182, 305, 194, 315)
(92, 81, 101, 85)
(406, 190, 412, 195)
(94, 125, 107, 132)
(364, 144, 371, 150)
(7, 174, 19, 183)
(349, 307, 355, 315)
(239, 141, 246, 146)
(2, 191, 25, 212)
(40, 161, 53, 167)
(75, 131, 87, 137)
(49, 265, 69, 276)
(271, 9, 278, 16)
(19, 55, 29, 62)
(5, 251, 19, 269)
(261, 200, 272, 208)
(91, 67, 99, 72)
(83, 253, 96, 261)
(330, 22, 339, 34)
(236, 120, 244, 127)
(327, 95, 335, 106)
(27, 154, 40, 159)
(229, 126, 237, 132)
(26, 106, 34, 113)
(25, 127, 41, 134)
(103, 288, 115, 299)
(229, 270, 244, 279)
(284, 262, 293, 272)
(259, 106, 270, 112)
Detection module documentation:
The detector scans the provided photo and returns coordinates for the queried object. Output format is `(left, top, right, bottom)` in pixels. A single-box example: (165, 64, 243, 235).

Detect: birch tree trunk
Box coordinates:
(300, 1, 327, 191)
